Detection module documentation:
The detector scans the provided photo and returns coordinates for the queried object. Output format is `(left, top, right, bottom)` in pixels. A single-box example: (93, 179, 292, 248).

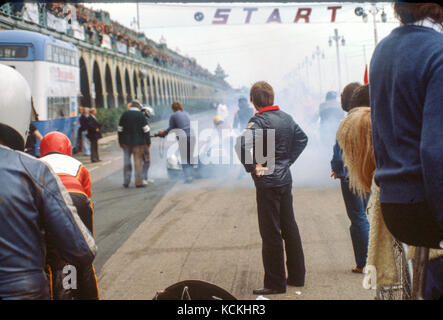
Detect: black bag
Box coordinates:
(153, 280, 236, 300)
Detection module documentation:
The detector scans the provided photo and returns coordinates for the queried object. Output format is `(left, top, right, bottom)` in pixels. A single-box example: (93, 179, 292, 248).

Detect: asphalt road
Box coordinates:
(75, 108, 376, 300)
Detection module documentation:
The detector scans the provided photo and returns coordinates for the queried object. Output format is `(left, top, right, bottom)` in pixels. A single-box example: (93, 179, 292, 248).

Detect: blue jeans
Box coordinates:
(340, 178, 370, 268)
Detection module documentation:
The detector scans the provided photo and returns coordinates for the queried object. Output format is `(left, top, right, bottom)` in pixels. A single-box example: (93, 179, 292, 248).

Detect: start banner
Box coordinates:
(137, 3, 381, 28)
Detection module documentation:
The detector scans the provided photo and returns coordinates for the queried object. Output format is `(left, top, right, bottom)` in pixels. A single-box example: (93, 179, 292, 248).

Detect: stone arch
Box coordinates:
(173, 78, 180, 102)
(92, 60, 104, 108)
(124, 68, 132, 103)
(140, 76, 146, 104)
(156, 75, 164, 105)
(133, 69, 139, 101)
(146, 75, 153, 106)
(79, 56, 91, 107)
(115, 66, 124, 107)
(105, 64, 114, 108)
(151, 74, 158, 106)
(162, 77, 169, 105)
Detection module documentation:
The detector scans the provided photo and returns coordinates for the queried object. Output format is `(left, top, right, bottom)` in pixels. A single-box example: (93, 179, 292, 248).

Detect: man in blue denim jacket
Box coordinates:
(331, 82, 370, 273)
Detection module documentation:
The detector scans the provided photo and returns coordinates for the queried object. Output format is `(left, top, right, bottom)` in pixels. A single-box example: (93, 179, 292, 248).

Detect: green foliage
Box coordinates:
(96, 106, 126, 133)
(96, 100, 213, 133)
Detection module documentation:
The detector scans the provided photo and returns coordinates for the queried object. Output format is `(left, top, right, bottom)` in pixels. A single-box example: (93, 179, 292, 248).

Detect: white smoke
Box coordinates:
(276, 77, 342, 189)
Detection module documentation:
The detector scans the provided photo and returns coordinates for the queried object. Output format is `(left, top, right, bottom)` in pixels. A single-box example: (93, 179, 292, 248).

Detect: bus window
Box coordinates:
(48, 96, 70, 120)
(52, 46, 58, 63)
(0, 45, 28, 58)
(46, 44, 52, 61)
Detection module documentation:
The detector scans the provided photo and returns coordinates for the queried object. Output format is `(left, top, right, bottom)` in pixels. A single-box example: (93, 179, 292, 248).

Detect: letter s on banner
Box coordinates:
(212, 9, 231, 24)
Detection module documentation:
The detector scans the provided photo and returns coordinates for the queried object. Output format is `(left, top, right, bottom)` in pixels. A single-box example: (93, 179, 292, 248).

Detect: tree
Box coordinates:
(214, 64, 228, 80)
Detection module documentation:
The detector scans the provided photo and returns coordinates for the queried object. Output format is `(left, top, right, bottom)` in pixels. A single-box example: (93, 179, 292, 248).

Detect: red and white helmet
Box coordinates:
(39, 131, 72, 157)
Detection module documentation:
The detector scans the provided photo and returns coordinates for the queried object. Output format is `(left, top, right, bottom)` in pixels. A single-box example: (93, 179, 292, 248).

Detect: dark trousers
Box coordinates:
(381, 202, 442, 249)
(256, 184, 305, 291)
(122, 145, 144, 186)
(90, 138, 99, 162)
(340, 178, 369, 268)
(178, 136, 195, 179)
(46, 193, 99, 300)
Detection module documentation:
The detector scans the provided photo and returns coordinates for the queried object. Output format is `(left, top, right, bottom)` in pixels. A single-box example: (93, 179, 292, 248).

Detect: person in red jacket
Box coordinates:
(39, 132, 99, 300)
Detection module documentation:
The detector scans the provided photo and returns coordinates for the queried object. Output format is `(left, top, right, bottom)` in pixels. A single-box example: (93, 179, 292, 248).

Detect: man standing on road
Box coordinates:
(233, 96, 254, 131)
(318, 91, 344, 147)
(157, 101, 195, 184)
(81, 107, 91, 157)
(87, 107, 102, 163)
(118, 100, 151, 188)
(235, 81, 308, 295)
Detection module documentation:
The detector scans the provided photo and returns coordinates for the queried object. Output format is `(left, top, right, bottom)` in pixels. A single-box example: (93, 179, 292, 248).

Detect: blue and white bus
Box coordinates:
(0, 29, 80, 155)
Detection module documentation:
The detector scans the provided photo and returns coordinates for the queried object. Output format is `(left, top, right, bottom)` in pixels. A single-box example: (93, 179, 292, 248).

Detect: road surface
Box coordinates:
(75, 109, 375, 300)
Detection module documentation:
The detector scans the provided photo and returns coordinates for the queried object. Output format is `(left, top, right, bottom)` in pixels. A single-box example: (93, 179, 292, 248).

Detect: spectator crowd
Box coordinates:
(0, 2, 229, 86)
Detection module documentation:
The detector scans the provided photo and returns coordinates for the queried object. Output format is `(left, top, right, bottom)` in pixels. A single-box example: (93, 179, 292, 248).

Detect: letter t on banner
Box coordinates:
(328, 6, 342, 23)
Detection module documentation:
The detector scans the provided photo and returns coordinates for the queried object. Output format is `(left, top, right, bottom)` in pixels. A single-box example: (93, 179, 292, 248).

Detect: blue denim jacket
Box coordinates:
(331, 140, 348, 179)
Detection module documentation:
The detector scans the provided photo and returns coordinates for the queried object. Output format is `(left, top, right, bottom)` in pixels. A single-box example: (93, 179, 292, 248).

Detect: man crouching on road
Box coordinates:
(235, 81, 308, 295)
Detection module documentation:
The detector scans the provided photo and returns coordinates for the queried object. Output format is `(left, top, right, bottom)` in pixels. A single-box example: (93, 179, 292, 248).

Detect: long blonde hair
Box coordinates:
(337, 107, 375, 197)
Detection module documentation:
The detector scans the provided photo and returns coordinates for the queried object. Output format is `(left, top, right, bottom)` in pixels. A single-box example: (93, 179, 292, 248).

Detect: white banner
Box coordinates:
(47, 12, 68, 34)
(23, 3, 39, 24)
(116, 41, 128, 54)
(101, 34, 112, 49)
(71, 21, 85, 41)
(136, 3, 382, 28)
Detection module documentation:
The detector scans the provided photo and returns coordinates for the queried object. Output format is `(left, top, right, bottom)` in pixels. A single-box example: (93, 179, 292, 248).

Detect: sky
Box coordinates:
(86, 2, 399, 96)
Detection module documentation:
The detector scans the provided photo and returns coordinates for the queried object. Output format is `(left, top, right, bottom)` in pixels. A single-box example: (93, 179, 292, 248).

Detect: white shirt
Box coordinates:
(412, 18, 443, 34)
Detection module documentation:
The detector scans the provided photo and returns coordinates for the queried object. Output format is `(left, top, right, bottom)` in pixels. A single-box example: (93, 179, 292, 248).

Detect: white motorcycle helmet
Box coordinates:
(0, 64, 32, 151)
(141, 105, 155, 119)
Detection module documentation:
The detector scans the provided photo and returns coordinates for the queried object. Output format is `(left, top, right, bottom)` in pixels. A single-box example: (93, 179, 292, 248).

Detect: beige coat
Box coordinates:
(364, 181, 443, 288)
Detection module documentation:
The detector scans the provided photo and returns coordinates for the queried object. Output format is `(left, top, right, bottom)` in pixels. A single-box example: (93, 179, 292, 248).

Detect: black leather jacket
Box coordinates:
(235, 107, 308, 188)
(0, 145, 97, 299)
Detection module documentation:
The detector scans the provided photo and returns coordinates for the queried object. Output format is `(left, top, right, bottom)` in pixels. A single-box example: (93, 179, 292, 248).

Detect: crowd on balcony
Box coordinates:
(0, 2, 229, 86)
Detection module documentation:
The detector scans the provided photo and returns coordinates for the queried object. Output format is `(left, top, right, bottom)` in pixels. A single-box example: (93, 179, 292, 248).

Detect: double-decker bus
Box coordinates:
(0, 29, 80, 156)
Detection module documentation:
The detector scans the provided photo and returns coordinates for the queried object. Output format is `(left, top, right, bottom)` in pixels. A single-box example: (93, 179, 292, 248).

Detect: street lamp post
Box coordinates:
(312, 45, 325, 96)
(329, 28, 345, 94)
(355, 3, 387, 47)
